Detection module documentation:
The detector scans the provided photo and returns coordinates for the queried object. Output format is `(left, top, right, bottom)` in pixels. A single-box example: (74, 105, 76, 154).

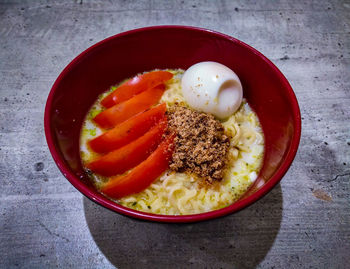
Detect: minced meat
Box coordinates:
(167, 105, 230, 182)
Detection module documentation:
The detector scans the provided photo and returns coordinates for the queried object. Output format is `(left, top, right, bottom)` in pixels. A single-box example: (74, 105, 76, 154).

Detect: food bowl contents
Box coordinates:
(181, 61, 243, 119)
(80, 63, 264, 215)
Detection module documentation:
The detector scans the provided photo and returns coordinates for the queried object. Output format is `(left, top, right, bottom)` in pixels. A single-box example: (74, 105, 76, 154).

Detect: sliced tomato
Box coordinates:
(87, 119, 168, 177)
(101, 71, 173, 108)
(89, 103, 166, 153)
(101, 133, 175, 199)
(93, 84, 165, 129)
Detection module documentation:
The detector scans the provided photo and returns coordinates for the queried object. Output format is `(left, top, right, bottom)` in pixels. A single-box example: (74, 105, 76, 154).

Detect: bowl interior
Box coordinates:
(45, 26, 300, 222)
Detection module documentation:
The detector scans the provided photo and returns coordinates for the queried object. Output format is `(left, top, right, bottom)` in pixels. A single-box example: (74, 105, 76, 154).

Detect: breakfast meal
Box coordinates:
(80, 62, 264, 215)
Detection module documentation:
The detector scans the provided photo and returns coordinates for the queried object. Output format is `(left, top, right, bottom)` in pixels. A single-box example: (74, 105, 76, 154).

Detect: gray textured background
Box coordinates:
(0, 0, 349, 268)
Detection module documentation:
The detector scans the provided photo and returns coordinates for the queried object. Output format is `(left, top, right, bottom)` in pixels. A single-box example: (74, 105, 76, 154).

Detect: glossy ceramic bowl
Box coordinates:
(44, 26, 301, 222)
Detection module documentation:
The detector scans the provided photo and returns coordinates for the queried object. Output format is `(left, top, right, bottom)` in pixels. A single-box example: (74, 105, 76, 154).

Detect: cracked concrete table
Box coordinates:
(0, 0, 349, 268)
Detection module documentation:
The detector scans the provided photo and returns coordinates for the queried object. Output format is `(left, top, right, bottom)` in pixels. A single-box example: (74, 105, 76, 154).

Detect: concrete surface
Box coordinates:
(0, 0, 349, 268)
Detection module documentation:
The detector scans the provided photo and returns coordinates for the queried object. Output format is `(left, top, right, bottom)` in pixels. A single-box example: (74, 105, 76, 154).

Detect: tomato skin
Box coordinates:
(93, 84, 165, 129)
(89, 103, 166, 153)
(101, 71, 173, 108)
(87, 120, 168, 177)
(101, 134, 175, 199)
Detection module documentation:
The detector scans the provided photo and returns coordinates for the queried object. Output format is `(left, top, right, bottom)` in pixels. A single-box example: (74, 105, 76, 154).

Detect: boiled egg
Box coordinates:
(181, 61, 243, 119)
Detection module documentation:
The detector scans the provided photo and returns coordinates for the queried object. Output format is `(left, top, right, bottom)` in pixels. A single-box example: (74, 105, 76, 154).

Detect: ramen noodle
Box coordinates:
(80, 69, 264, 215)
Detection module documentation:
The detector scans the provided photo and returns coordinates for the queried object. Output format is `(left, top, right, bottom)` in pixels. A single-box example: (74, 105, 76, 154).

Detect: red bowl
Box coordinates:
(44, 26, 301, 223)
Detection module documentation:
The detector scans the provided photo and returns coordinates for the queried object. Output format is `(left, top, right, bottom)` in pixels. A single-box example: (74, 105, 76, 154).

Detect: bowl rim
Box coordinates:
(44, 25, 301, 223)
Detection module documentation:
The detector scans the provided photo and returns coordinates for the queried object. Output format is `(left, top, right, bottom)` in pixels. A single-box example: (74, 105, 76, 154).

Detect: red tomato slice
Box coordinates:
(93, 84, 165, 129)
(89, 103, 166, 153)
(87, 119, 168, 177)
(101, 71, 173, 108)
(101, 133, 175, 199)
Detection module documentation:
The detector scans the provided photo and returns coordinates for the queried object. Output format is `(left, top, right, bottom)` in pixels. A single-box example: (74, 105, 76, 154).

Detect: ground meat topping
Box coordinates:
(167, 105, 230, 183)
